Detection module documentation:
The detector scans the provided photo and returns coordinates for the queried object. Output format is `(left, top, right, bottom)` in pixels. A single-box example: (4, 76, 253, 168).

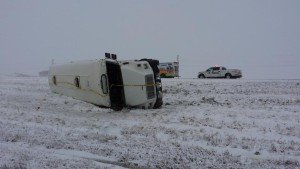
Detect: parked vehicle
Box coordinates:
(198, 66, 242, 79)
(158, 62, 179, 78)
(48, 53, 163, 110)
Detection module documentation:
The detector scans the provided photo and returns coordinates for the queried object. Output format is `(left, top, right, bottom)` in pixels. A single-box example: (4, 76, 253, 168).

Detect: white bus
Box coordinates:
(48, 54, 163, 110)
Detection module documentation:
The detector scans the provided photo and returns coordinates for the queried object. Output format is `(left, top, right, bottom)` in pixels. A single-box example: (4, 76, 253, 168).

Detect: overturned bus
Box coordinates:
(48, 54, 163, 110)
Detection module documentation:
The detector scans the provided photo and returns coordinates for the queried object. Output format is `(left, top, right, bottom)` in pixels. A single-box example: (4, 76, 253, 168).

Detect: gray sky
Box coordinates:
(1, 0, 300, 79)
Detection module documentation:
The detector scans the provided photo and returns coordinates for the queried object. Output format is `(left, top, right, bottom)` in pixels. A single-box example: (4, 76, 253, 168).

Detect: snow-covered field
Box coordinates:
(0, 76, 299, 169)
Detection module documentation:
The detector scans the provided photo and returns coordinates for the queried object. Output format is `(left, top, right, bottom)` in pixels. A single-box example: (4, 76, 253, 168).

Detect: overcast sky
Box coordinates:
(1, 0, 300, 79)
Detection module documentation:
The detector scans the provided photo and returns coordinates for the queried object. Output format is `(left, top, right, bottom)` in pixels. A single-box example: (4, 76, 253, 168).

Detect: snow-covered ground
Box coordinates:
(0, 76, 299, 169)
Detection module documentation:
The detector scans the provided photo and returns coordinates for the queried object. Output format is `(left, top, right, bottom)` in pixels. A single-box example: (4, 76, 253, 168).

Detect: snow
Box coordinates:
(0, 76, 300, 169)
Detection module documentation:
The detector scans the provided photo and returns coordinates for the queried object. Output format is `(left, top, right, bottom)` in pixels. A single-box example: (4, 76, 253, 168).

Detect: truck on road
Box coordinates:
(198, 66, 242, 79)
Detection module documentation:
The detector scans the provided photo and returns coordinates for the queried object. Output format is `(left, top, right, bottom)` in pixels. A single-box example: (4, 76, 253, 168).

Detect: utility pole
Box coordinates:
(177, 55, 179, 78)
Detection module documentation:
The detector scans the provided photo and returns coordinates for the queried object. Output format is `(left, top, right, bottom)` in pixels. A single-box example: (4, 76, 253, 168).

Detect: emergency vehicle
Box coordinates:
(198, 66, 242, 79)
(158, 62, 179, 78)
